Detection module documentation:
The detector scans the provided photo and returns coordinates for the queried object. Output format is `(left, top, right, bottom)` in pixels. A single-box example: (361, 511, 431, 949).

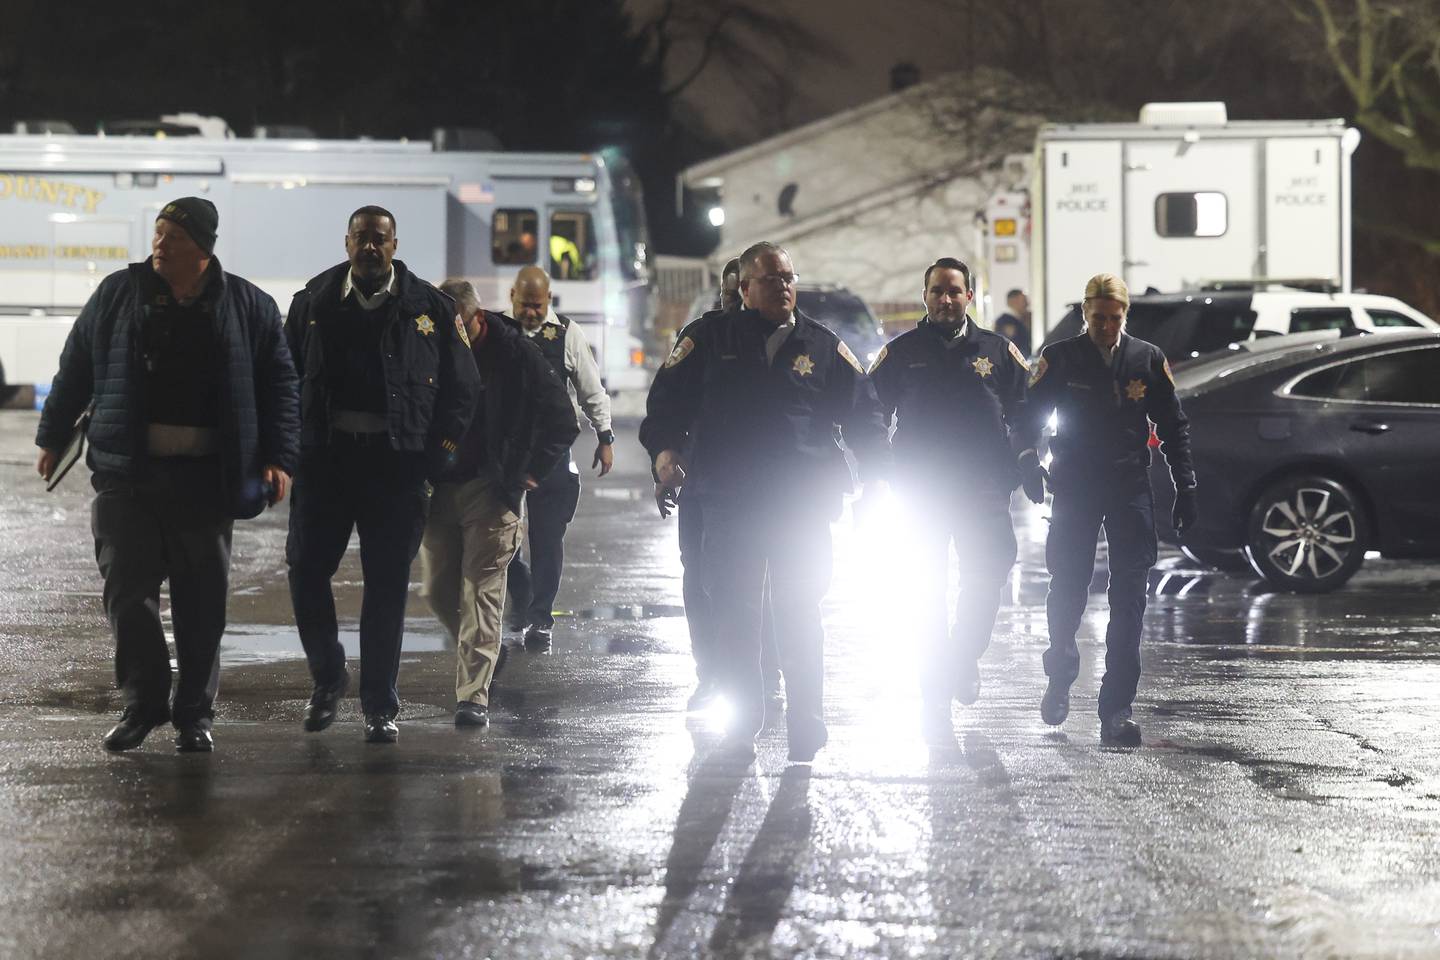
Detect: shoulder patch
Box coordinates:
(867, 344, 889, 375)
(663, 335, 696, 369)
(1007, 340, 1030, 371)
(454, 313, 471, 348)
(837, 340, 865, 374)
(1028, 356, 1049, 388)
(1162, 358, 1175, 385)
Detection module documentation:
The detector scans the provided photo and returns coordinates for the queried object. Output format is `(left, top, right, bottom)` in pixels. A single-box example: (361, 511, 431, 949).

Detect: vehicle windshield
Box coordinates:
(796, 289, 879, 341)
(602, 149, 649, 282)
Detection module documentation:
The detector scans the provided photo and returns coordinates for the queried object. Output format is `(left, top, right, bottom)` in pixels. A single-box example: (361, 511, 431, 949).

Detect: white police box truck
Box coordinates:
(1029, 102, 1360, 335)
(0, 133, 655, 395)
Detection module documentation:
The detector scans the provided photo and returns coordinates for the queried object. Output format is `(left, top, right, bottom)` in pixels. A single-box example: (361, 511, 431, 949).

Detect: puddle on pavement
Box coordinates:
(220, 620, 450, 665)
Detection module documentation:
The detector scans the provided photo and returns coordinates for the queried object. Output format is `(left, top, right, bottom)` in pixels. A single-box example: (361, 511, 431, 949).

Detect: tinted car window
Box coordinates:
(795, 290, 882, 352)
(1114, 298, 1256, 361)
(1123, 302, 1200, 359)
(1292, 346, 1440, 403)
(1366, 309, 1422, 328)
(1290, 307, 1354, 332)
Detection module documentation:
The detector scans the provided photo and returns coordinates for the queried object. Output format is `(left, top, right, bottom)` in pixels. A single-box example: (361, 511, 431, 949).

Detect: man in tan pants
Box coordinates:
(423, 281, 579, 726)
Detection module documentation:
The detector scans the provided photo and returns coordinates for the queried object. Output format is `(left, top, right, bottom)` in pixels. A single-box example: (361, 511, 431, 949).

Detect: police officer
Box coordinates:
(869, 257, 1039, 745)
(285, 205, 480, 744)
(641, 241, 889, 762)
(655, 258, 783, 714)
(504, 265, 614, 651)
(1018, 272, 1197, 747)
(35, 197, 299, 753)
(993, 288, 1033, 357)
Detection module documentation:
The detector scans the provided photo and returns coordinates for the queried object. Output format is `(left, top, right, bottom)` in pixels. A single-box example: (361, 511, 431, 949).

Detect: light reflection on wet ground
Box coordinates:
(2, 410, 1440, 958)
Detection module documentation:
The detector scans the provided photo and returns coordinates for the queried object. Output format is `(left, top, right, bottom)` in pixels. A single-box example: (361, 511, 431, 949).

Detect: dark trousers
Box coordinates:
(904, 489, 1017, 705)
(678, 492, 780, 691)
(702, 498, 831, 744)
(286, 441, 430, 718)
(1043, 479, 1157, 720)
(506, 459, 580, 630)
(91, 459, 233, 728)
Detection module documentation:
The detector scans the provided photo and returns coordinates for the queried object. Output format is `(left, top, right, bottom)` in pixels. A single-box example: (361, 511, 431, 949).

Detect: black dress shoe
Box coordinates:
(103, 710, 164, 752)
(686, 680, 720, 713)
(175, 724, 214, 753)
(1100, 714, 1142, 748)
(454, 702, 489, 727)
(787, 723, 829, 764)
(921, 703, 956, 747)
(523, 626, 552, 653)
(303, 668, 351, 732)
(364, 715, 399, 743)
(955, 660, 981, 706)
(1040, 680, 1072, 726)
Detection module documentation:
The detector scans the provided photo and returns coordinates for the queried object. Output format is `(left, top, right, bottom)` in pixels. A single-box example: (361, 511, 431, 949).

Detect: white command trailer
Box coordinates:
(1030, 102, 1360, 335)
(0, 134, 655, 394)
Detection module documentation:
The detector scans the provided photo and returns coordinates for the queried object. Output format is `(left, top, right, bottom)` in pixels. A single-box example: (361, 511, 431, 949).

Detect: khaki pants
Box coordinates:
(421, 478, 524, 706)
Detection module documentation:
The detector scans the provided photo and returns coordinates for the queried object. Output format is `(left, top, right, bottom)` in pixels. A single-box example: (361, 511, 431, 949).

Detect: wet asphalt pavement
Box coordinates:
(1, 407, 1439, 959)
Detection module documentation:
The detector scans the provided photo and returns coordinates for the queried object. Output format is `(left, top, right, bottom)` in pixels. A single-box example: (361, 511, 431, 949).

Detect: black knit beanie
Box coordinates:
(157, 197, 218, 255)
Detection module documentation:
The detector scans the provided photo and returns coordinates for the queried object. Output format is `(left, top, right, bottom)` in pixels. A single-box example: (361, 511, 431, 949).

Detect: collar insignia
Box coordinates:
(792, 354, 815, 376)
(415, 314, 436, 336)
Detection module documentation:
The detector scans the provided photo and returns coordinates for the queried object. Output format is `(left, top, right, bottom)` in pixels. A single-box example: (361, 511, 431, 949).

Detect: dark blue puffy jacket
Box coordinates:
(36, 259, 300, 519)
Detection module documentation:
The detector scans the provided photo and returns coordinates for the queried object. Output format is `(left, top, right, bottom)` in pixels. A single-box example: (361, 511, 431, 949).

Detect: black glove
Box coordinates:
(655, 483, 678, 519)
(1172, 487, 1198, 536)
(1018, 455, 1048, 505)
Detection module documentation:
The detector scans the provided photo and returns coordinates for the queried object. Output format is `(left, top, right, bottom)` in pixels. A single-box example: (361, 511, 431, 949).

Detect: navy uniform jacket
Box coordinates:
(1020, 332, 1195, 492)
(284, 259, 480, 467)
(869, 317, 1030, 495)
(639, 308, 889, 515)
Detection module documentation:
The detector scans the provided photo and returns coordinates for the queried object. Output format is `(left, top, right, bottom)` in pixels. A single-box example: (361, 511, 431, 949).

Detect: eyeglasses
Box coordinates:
(750, 273, 799, 287)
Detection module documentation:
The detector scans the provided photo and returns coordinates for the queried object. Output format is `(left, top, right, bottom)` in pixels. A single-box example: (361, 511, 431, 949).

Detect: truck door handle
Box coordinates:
(1349, 420, 1390, 435)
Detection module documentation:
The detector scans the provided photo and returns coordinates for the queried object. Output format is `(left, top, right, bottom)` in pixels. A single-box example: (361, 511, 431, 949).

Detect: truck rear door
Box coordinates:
(1123, 139, 1258, 293)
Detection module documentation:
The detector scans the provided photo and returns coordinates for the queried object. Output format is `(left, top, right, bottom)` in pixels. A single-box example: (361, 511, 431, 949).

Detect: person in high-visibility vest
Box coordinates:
(549, 234, 584, 280)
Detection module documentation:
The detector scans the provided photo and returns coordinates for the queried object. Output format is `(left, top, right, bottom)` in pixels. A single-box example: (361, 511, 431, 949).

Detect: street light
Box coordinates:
(707, 206, 725, 227)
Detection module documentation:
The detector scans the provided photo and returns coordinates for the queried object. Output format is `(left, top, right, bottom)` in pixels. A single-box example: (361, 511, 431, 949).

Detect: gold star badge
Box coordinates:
(972, 356, 994, 378)
(792, 354, 815, 376)
(415, 314, 436, 336)
(542, 326, 559, 341)
(1125, 378, 1147, 401)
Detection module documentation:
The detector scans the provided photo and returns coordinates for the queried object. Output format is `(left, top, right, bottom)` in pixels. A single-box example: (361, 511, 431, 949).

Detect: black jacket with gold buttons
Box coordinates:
(640, 307, 889, 512)
(869, 317, 1031, 495)
(1020, 332, 1195, 492)
(284, 259, 480, 464)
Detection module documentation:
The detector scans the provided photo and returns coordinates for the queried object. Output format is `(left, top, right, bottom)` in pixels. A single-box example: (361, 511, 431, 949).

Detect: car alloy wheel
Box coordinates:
(1244, 475, 1369, 593)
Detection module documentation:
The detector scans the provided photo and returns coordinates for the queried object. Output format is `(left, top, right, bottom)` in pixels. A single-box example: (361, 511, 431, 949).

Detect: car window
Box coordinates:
(1289, 307, 1354, 333)
(1365, 308, 1422, 328)
(1123, 302, 1199, 360)
(1292, 346, 1440, 404)
(795, 290, 878, 341)
(1190, 304, 1258, 356)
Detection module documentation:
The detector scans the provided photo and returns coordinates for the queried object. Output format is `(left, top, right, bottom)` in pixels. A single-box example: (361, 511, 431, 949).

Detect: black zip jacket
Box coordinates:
(446, 311, 579, 513)
(37, 258, 299, 520)
(284, 260, 480, 470)
(640, 307, 889, 513)
(870, 317, 1031, 494)
(1019, 332, 1195, 492)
